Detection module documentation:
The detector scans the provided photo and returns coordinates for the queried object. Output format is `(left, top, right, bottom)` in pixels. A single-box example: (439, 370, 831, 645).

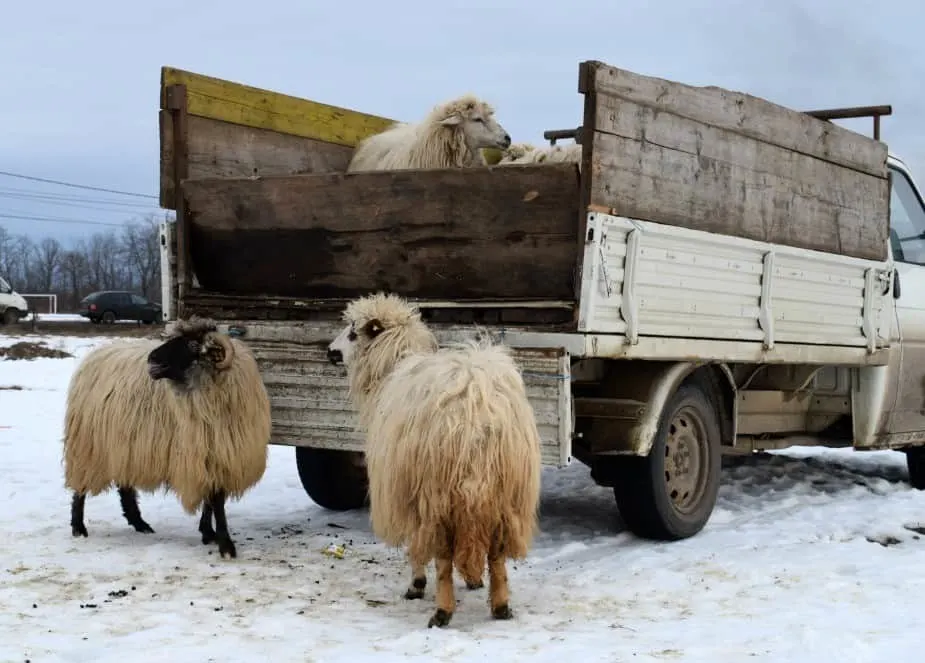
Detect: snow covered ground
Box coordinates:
(2, 333, 925, 662)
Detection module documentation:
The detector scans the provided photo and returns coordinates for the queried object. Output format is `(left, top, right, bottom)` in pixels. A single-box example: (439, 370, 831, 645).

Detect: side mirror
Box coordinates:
(894, 270, 902, 299)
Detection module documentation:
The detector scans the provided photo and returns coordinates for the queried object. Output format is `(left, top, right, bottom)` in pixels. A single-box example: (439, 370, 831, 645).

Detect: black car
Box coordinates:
(78, 290, 163, 324)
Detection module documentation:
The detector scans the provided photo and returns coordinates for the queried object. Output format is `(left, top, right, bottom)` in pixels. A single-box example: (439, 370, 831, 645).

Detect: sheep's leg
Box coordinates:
(488, 533, 512, 620)
(209, 490, 237, 559)
(428, 530, 455, 628)
(198, 503, 216, 545)
(118, 486, 154, 534)
(404, 555, 428, 600)
(70, 492, 88, 537)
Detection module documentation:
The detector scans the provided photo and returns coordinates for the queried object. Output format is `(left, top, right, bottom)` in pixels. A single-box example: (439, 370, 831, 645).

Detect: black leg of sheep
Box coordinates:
(199, 503, 216, 545)
(70, 493, 88, 537)
(118, 486, 155, 534)
(209, 490, 237, 559)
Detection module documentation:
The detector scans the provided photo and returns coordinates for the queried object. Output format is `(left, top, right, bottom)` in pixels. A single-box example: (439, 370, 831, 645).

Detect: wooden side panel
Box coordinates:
(579, 61, 890, 261)
(181, 164, 581, 301)
(579, 60, 888, 177)
(158, 66, 397, 210)
(159, 112, 353, 208)
(160, 67, 396, 146)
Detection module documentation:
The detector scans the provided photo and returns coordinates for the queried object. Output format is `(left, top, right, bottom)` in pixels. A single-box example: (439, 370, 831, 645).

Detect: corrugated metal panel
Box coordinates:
(579, 212, 893, 351)
(247, 340, 572, 468)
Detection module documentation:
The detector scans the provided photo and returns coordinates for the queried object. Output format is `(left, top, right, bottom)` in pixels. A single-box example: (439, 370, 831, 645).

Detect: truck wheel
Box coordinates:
(2, 308, 19, 325)
(905, 447, 925, 490)
(295, 446, 369, 511)
(611, 378, 722, 541)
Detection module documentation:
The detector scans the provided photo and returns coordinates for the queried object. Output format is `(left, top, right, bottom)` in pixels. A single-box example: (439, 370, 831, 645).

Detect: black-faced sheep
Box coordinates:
(346, 94, 512, 172)
(63, 318, 272, 559)
(326, 293, 542, 628)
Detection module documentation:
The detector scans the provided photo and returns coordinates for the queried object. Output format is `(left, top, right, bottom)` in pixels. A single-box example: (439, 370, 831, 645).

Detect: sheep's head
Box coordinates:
(432, 94, 511, 152)
(327, 293, 437, 408)
(502, 142, 537, 161)
(147, 317, 235, 390)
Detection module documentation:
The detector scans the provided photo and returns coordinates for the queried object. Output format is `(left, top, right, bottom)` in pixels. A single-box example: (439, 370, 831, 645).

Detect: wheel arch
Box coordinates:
(596, 360, 737, 457)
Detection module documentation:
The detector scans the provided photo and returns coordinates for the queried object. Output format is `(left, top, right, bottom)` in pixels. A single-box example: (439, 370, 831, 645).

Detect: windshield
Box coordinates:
(0, 277, 10, 293)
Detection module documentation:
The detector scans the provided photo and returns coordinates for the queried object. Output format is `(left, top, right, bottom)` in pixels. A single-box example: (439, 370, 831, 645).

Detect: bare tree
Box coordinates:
(0, 214, 169, 312)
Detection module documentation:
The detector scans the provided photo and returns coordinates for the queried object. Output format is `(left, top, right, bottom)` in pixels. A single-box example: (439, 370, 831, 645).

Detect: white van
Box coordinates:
(0, 276, 28, 325)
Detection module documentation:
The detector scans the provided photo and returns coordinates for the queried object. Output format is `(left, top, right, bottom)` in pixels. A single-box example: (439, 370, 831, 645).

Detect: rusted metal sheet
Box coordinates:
(245, 338, 573, 468)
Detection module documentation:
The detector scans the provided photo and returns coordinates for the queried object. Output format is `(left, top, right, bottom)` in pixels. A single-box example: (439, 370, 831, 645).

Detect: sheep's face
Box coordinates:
(439, 98, 511, 151)
(147, 324, 235, 390)
(327, 318, 384, 368)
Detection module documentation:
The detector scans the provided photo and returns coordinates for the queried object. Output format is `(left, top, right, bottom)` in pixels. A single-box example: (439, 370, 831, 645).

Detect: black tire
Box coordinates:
(101, 310, 116, 324)
(905, 447, 925, 490)
(2, 308, 20, 325)
(611, 378, 723, 541)
(295, 446, 369, 511)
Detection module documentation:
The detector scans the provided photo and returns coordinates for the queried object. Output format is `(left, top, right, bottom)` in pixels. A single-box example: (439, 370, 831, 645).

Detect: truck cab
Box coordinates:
(0, 276, 28, 326)
(879, 154, 925, 485)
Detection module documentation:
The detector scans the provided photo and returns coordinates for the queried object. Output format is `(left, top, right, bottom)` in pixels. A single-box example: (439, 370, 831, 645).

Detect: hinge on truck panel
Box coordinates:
(621, 228, 641, 345)
(598, 244, 613, 298)
(861, 267, 881, 353)
(758, 250, 775, 350)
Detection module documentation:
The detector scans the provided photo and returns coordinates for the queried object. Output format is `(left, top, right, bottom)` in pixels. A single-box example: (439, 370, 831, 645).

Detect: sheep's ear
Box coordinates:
(363, 318, 385, 339)
(439, 115, 462, 126)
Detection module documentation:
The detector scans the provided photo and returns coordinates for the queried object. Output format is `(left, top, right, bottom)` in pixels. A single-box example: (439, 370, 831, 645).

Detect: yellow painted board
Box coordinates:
(160, 66, 397, 148)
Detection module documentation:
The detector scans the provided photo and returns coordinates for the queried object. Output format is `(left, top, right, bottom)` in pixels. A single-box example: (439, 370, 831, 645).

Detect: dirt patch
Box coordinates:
(0, 342, 73, 360)
(1, 321, 164, 339)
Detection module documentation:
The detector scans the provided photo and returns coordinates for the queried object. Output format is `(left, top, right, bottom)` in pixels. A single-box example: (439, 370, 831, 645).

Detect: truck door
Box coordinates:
(886, 162, 925, 436)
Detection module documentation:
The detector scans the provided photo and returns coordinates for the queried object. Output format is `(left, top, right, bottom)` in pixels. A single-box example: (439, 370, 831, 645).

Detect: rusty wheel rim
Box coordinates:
(663, 405, 710, 515)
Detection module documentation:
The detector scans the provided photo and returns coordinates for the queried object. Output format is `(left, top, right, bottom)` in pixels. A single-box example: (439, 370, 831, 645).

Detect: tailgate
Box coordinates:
(225, 323, 573, 468)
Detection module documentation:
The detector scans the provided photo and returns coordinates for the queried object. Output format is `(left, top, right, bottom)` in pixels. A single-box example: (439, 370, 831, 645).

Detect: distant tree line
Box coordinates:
(0, 214, 165, 313)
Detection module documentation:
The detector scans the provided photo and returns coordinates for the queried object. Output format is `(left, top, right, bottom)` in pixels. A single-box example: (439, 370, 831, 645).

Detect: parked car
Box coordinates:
(78, 290, 163, 324)
(0, 275, 29, 325)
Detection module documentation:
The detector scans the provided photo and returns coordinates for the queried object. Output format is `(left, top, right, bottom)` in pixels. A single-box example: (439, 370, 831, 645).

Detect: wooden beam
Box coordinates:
(160, 66, 396, 147)
(578, 60, 888, 179)
(584, 92, 889, 261)
(181, 164, 581, 302)
(159, 112, 355, 209)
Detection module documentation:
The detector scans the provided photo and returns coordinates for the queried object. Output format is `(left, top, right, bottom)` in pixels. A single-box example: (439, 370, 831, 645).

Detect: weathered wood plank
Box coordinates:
(182, 291, 577, 327)
(579, 60, 888, 179)
(585, 92, 890, 260)
(182, 164, 581, 301)
(159, 112, 353, 209)
(160, 66, 396, 147)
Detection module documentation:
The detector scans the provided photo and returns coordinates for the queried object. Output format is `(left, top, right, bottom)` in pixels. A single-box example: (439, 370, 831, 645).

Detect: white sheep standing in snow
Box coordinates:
(346, 94, 512, 172)
(326, 293, 542, 629)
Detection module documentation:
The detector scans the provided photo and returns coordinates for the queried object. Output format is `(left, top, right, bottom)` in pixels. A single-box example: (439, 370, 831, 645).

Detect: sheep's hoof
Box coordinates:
(133, 521, 155, 534)
(404, 576, 426, 600)
(465, 579, 484, 590)
(218, 540, 237, 559)
(491, 603, 513, 620)
(72, 524, 88, 538)
(427, 608, 453, 628)
(200, 530, 216, 545)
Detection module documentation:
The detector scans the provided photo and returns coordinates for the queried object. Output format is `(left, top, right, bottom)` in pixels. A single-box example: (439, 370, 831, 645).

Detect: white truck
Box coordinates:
(0, 275, 29, 326)
(157, 59, 925, 542)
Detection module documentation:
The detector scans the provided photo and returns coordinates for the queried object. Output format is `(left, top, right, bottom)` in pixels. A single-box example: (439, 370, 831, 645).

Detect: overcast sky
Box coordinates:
(1, 0, 923, 244)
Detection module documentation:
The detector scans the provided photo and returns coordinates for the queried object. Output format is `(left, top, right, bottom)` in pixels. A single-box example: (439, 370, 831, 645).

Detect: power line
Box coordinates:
(0, 186, 160, 209)
(0, 212, 130, 228)
(0, 170, 158, 200)
(0, 192, 160, 215)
